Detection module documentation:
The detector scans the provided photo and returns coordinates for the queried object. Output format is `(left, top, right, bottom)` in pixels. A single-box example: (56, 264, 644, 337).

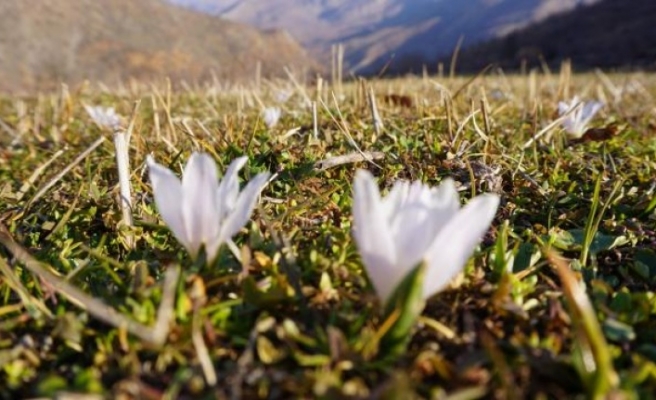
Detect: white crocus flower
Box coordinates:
(352, 170, 499, 304)
(274, 89, 292, 104)
(557, 96, 603, 138)
(262, 107, 282, 128)
(84, 105, 122, 131)
(147, 152, 270, 264)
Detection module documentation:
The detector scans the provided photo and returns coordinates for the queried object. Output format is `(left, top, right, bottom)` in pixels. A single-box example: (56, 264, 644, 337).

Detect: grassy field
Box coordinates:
(1, 70, 656, 399)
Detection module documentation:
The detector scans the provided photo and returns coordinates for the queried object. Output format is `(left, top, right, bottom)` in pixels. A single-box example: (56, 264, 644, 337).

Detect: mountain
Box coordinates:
(0, 0, 316, 93)
(449, 0, 656, 72)
(166, 0, 600, 74)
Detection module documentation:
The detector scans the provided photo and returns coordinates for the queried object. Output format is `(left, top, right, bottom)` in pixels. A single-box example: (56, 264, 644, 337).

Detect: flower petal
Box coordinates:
(147, 156, 189, 250)
(85, 105, 121, 131)
(389, 178, 461, 275)
(557, 101, 571, 116)
(263, 107, 282, 128)
(217, 156, 248, 220)
(352, 170, 399, 304)
(428, 178, 461, 231)
(580, 101, 603, 126)
(389, 203, 437, 272)
(562, 119, 581, 137)
(210, 171, 270, 262)
(380, 180, 410, 217)
(181, 152, 220, 258)
(422, 194, 500, 299)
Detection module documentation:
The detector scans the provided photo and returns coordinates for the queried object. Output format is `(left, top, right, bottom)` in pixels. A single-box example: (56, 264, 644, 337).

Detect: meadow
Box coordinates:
(1, 68, 656, 399)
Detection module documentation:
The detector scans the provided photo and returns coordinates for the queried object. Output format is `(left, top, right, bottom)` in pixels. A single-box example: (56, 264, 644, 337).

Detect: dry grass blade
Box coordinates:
(451, 64, 493, 100)
(369, 87, 384, 139)
(545, 249, 619, 398)
(192, 309, 218, 386)
(15, 148, 66, 202)
(314, 151, 385, 171)
(481, 330, 520, 400)
(113, 131, 134, 232)
(125, 99, 141, 145)
(521, 113, 570, 149)
(319, 93, 383, 169)
(0, 257, 53, 318)
(230, 325, 258, 400)
(27, 136, 106, 208)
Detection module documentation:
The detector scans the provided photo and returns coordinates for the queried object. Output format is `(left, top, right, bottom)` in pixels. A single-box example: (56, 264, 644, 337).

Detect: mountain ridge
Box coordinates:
(166, 0, 600, 73)
(0, 0, 317, 93)
(447, 0, 656, 72)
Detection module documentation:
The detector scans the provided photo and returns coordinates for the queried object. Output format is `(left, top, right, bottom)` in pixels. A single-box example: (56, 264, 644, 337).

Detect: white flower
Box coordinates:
(274, 89, 292, 103)
(352, 170, 499, 304)
(84, 105, 122, 131)
(147, 152, 270, 263)
(489, 88, 506, 100)
(262, 107, 282, 128)
(557, 96, 603, 138)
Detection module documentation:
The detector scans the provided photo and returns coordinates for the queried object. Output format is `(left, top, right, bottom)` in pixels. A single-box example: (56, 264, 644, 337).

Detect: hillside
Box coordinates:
(0, 0, 316, 93)
(167, 0, 599, 74)
(448, 0, 656, 72)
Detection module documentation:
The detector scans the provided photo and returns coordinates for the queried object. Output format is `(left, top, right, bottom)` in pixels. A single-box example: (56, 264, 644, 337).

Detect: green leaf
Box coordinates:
(257, 335, 287, 364)
(513, 243, 540, 273)
(569, 229, 628, 255)
(379, 263, 426, 359)
(634, 249, 656, 281)
(37, 375, 68, 396)
(602, 318, 635, 342)
(242, 276, 293, 308)
(491, 220, 511, 282)
(549, 228, 627, 255)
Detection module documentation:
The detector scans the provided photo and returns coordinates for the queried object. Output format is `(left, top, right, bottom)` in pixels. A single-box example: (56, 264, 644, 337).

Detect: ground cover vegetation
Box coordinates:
(1, 67, 656, 399)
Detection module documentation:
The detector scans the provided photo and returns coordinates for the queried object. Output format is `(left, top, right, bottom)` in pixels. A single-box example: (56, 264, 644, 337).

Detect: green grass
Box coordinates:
(1, 71, 656, 399)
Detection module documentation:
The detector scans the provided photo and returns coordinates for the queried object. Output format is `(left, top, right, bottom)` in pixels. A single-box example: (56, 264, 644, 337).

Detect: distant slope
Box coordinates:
(0, 0, 316, 93)
(448, 0, 656, 72)
(167, 0, 599, 74)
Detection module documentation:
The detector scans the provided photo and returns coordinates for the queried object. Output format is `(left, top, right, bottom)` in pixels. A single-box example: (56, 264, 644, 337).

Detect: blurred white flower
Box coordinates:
(489, 88, 506, 101)
(84, 105, 122, 131)
(262, 107, 282, 128)
(147, 152, 270, 264)
(352, 170, 499, 304)
(557, 96, 603, 138)
(274, 89, 292, 103)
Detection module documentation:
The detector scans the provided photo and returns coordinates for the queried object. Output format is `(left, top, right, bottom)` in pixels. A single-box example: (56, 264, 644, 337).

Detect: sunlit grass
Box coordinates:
(1, 70, 656, 398)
